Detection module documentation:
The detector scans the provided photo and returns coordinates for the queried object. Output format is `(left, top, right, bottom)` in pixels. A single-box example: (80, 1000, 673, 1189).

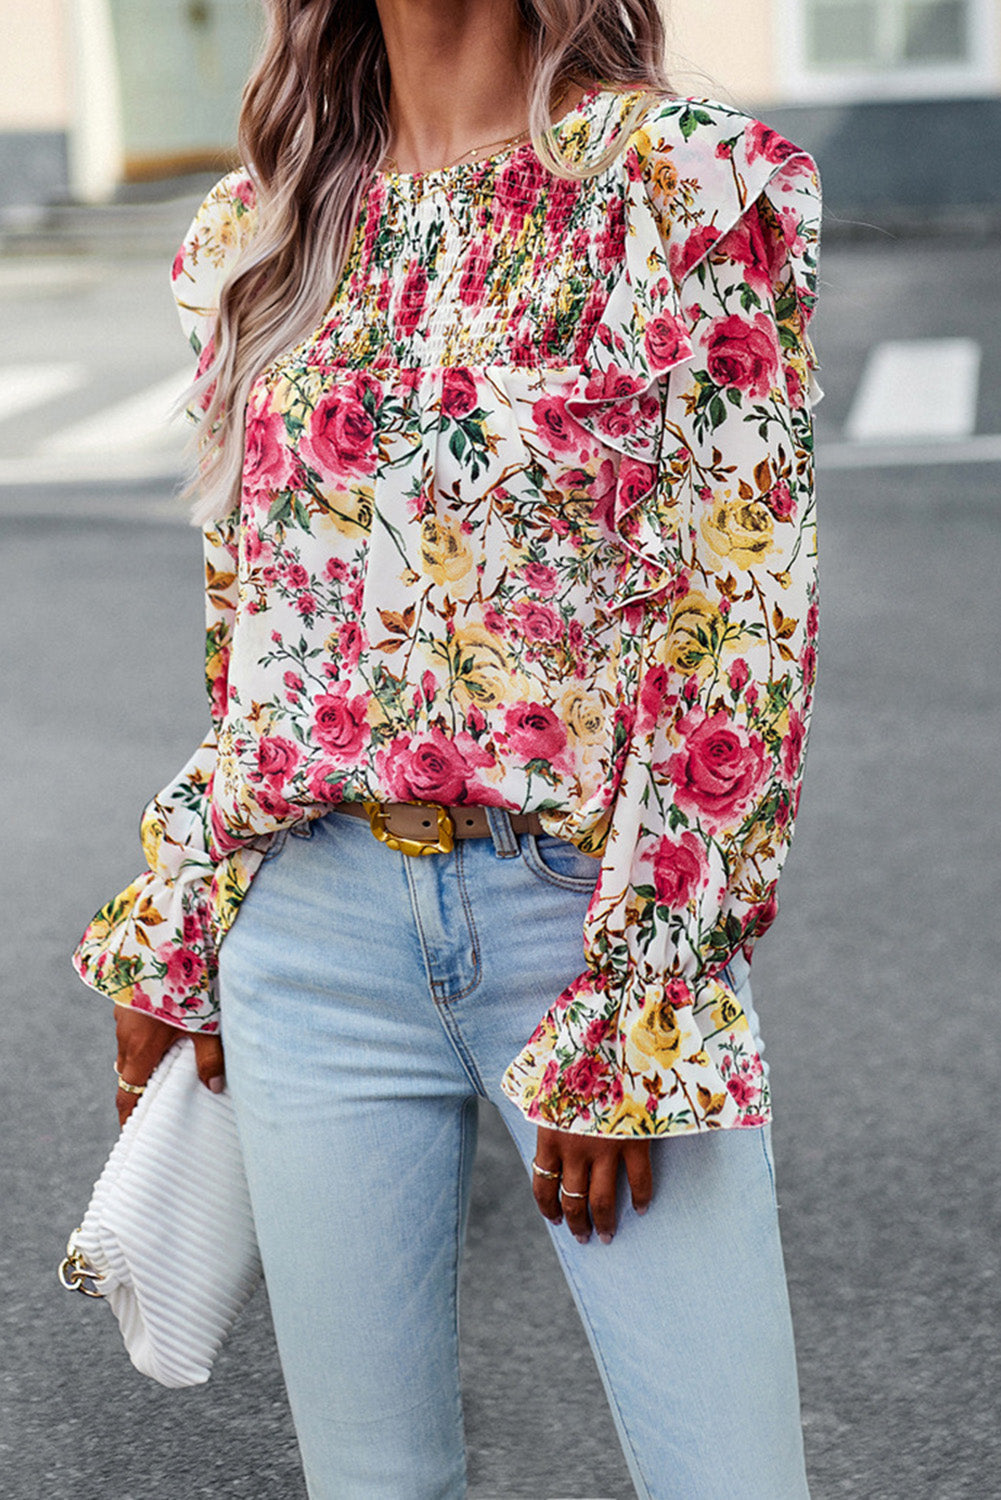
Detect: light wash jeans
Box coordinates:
(218, 807, 810, 1500)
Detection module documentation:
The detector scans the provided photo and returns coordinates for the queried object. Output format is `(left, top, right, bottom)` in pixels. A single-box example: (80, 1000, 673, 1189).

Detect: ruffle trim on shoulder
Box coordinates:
(562, 98, 821, 608)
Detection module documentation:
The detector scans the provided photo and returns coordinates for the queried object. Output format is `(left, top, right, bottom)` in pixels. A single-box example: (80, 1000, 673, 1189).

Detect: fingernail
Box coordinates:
(598, 1232, 614, 1245)
(574, 1233, 590, 1245)
(635, 1204, 649, 1215)
(553, 1215, 563, 1225)
(208, 1076, 225, 1094)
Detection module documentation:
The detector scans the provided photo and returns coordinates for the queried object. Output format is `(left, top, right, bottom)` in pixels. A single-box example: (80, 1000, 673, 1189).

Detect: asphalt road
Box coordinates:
(1, 221, 999, 1500)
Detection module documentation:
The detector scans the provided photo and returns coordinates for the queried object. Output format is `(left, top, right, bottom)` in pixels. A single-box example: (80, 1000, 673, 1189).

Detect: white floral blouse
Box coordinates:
(73, 86, 822, 1137)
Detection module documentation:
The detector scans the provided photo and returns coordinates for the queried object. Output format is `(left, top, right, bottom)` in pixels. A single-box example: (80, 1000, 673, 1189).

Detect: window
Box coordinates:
(780, 0, 997, 98)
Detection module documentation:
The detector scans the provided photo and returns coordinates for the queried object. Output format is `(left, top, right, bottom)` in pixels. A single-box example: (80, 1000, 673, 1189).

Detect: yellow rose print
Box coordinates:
(447, 625, 524, 709)
(419, 515, 474, 591)
(560, 686, 607, 746)
(605, 1095, 656, 1136)
(663, 589, 724, 679)
(700, 498, 775, 569)
(314, 484, 373, 539)
(628, 999, 683, 1070)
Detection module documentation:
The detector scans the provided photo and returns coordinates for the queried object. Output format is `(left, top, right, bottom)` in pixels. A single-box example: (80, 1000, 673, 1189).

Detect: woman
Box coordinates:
(74, 1, 821, 1494)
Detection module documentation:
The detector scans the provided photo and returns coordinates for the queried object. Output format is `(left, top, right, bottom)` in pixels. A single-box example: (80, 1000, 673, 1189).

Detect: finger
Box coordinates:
(531, 1129, 563, 1224)
(114, 1005, 177, 1078)
(623, 1140, 653, 1216)
(192, 1033, 226, 1094)
(587, 1150, 620, 1242)
(116, 1088, 141, 1131)
(559, 1172, 592, 1242)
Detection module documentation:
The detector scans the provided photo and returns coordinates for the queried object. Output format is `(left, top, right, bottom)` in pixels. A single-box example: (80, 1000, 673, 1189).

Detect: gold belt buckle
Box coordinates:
(362, 800, 455, 856)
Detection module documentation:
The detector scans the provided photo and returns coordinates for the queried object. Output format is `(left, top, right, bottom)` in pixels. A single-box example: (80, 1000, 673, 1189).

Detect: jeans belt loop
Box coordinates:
(484, 806, 520, 858)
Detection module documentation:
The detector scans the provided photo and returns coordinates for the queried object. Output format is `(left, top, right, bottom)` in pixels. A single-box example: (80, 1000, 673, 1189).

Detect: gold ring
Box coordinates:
(559, 1187, 588, 1199)
(114, 1069, 147, 1097)
(531, 1159, 560, 1180)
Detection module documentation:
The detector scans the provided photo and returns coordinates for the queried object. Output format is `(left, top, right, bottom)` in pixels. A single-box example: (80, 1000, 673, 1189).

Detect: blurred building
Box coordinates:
(671, 0, 1001, 224)
(2, 0, 1000, 223)
(0, 0, 260, 211)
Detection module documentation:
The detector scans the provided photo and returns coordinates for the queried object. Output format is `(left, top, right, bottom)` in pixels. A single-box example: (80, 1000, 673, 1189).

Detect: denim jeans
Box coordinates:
(218, 808, 809, 1500)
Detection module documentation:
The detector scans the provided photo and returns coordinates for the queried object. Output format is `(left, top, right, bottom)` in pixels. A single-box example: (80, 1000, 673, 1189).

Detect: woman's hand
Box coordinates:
(532, 1125, 652, 1245)
(113, 1005, 226, 1128)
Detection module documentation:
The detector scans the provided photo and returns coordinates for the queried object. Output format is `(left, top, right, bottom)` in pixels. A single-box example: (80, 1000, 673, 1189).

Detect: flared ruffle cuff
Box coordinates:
(71, 844, 264, 1032)
(500, 965, 771, 1137)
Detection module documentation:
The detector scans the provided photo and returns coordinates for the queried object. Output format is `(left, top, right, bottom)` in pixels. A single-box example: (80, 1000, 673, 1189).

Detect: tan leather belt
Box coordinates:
(333, 800, 544, 857)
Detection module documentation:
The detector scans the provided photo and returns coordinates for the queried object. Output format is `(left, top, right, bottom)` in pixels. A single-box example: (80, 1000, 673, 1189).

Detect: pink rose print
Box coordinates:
(377, 728, 492, 804)
(705, 314, 781, 400)
(300, 386, 377, 478)
(253, 786, 295, 819)
(636, 663, 673, 734)
(785, 363, 805, 410)
(806, 602, 819, 640)
(157, 941, 206, 994)
(616, 456, 657, 511)
(728, 658, 750, 694)
(232, 176, 255, 209)
(669, 225, 720, 284)
(459, 239, 491, 310)
(667, 708, 767, 832)
(664, 977, 694, 1009)
(768, 481, 796, 520)
(502, 701, 568, 763)
(312, 684, 370, 763)
(531, 395, 587, 456)
(209, 670, 228, 723)
(583, 1016, 612, 1050)
(306, 763, 344, 804)
(396, 261, 428, 339)
(647, 831, 710, 909)
(745, 121, 799, 165)
(514, 601, 563, 643)
(562, 1054, 610, 1102)
(171, 248, 185, 282)
(336, 620, 364, 670)
(596, 193, 626, 273)
(643, 314, 689, 371)
(441, 367, 478, 420)
(243, 404, 298, 505)
(781, 708, 806, 782)
(716, 212, 776, 298)
(727, 1073, 761, 1108)
(253, 735, 301, 785)
(520, 562, 558, 596)
(495, 153, 546, 233)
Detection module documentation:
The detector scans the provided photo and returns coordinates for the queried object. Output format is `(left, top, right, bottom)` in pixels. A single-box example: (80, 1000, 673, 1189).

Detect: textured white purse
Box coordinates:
(58, 1038, 261, 1388)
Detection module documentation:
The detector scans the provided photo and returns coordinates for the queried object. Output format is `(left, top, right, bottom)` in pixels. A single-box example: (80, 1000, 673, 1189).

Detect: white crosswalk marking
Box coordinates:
(0, 364, 86, 422)
(37, 368, 193, 456)
(845, 337, 981, 442)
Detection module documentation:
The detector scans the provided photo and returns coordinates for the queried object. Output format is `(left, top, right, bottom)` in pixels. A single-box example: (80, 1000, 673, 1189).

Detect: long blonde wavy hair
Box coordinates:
(184, 0, 671, 524)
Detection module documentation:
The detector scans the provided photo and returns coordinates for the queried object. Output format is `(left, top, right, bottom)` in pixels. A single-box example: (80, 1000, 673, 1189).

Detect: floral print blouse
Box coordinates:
(73, 87, 821, 1138)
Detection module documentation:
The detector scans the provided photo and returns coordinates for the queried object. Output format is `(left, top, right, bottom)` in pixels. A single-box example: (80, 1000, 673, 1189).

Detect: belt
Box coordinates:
(334, 800, 544, 857)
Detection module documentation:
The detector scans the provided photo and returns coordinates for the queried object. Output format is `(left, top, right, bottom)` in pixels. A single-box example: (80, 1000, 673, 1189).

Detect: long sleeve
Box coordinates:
(72, 172, 261, 1030)
(501, 102, 821, 1134)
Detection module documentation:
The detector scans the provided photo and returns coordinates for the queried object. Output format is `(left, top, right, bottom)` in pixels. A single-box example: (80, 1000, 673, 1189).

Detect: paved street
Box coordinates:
(1, 209, 999, 1500)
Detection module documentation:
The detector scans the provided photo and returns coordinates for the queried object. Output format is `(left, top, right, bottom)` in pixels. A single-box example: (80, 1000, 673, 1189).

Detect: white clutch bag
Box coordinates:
(58, 1038, 262, 1388)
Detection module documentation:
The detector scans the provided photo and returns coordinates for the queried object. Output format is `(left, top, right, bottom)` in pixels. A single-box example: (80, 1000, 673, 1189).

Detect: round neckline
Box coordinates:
(374, 83, 616, 187)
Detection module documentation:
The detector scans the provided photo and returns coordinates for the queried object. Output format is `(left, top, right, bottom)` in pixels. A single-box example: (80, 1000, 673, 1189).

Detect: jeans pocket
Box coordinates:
(520, 833, 601, 892)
